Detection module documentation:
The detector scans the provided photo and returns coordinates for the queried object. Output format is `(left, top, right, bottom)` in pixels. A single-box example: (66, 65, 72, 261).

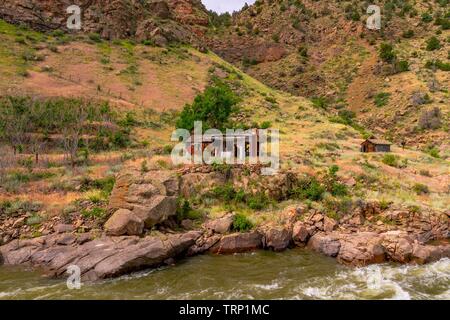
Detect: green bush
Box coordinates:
(232, 214, 254, 232)
(311, 96, 328, 109)
(247, 192, 270, 210)
(395, 60, 410, 73)
(425, 146, 440, 158)
(413, 183, 430, 195)
(382, 154, 398, 167)
(176, 199, 203, 221)
(81, 207, 106, 219)
(374, 92, 391, 107)
(421, 12, 433, 23)
(426, 37, 441, 51)
(88, 33, 102, 43)
(402, 30, 414, 38)
(212, 183, 238, 202)
(379, 43, 396, 63)
(292, 176, 325, 201)
(331, 182, 348, 197)
(425, 59, 450, 71)
(260, 121, 272, 129)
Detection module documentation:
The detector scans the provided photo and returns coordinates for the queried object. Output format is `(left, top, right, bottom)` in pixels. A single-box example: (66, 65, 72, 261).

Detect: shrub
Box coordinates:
(418, 107, 442, 130)
(331, 182, 348, 197)
(212, 183, 238, 202)
(26, 214, 43, 226)
(260, 121, 272, 129)
(141, 160, 149, 173)
(395, 60, 410, 73)
(232, 214, 253, 232)
(379, 43, 396, 63)
(298, 46, 308, 58)
(424, 145, 440, 158)
(426, 37, 441, 51)
(292, 176, 325, 201)
(413, 183, 429, 195)
(88, 33, 102, 43)
(374, 92, 390, 107)
(265, 96, 277, 104)
(176, 199, 203, 221)
(421, 12, 433, 23)
(311, 96, 328, 109)
(382, 154, 398, 167)
(81, 207, 106, 219)
(247, 192, 270, 210)
(425, 59, 450, 71)
(402, 30, 414, 38)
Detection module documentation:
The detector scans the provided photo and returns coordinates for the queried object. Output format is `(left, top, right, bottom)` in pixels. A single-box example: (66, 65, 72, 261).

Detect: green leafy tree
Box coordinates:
(176, 83, 239, 131)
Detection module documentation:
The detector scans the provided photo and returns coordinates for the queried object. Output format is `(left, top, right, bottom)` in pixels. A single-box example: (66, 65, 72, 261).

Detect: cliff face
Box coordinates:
(0, 0, 209, 44)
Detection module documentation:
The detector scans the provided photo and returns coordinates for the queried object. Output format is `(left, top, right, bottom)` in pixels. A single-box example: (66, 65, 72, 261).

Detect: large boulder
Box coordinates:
(262, 226, 292, 252)
(292, 221, 310, 245)
(133, 195, 178, 228)
(209, 232, 263, 254)
(204, 215, 234, 234)
(104, 209, 144, 236)
(381, 231, 414, 263)
(107, 169, 179, 230)
(307, 233, 341, 257)
(411, 243, 448, 264)
(337, 233, 386, 266)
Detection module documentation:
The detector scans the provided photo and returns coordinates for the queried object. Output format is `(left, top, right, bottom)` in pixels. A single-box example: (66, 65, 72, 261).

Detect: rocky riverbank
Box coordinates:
(1, 166, 449, 281)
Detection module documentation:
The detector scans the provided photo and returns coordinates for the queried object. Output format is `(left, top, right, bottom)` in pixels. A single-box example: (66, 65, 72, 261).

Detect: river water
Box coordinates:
(0, 249, 449, 300)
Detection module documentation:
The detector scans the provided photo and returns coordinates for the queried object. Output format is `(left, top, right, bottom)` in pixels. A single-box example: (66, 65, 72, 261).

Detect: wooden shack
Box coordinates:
(360, 138, 392, 153)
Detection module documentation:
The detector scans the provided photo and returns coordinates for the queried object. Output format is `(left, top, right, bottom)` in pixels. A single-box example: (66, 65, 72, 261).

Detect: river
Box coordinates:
(0, 249, 449, 300)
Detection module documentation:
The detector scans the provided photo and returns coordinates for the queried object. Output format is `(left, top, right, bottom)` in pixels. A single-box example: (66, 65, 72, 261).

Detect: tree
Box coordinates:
(59, 100, 89, 168)
(0, 96, 30, 155)
(379, 43, 396, 63)
(176, 82, 239, 132)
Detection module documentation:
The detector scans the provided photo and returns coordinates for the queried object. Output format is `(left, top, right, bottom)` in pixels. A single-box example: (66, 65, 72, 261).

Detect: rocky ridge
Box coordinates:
(0, 0, 209, 47)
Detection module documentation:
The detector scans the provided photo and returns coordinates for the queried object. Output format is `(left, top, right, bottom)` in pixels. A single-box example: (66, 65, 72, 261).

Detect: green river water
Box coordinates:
(0, 249, 449, 300)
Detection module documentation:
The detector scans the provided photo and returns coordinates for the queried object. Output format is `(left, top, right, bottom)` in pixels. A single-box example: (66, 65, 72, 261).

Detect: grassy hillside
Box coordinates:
(0, 18, 448, 237)
(207, 0, 450, 150)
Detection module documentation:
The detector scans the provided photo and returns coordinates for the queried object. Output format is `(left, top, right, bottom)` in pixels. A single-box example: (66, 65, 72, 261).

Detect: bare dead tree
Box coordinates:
(61, 101, 88, 168)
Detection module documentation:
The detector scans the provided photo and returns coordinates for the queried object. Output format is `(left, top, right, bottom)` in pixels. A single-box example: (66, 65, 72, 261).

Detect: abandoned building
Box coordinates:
(360, 138, 392, 153)
(186, 129, 261, 159)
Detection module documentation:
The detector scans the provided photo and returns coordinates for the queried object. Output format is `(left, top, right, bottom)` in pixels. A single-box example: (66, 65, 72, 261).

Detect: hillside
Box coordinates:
(0, 15, 448, 233)
(207, 0, 450, 150)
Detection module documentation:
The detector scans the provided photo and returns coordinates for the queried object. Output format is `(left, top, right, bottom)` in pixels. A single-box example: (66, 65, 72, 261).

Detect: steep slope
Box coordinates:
(207, 0, 449, 149)
(0, 17, 448, 222)
(0, 0, 209, 46)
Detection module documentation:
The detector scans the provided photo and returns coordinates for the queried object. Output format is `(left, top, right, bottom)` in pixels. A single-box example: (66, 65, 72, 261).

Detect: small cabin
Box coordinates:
(360, 139, 392, 153)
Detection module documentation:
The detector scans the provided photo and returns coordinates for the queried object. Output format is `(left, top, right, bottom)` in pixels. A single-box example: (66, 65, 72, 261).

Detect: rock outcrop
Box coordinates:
(105, 169, 179, 234)
(0, 0, 208, 46)
(0, 230, 201, 281)
(104, 209, 144, 236)
(209, 232, 263, 254)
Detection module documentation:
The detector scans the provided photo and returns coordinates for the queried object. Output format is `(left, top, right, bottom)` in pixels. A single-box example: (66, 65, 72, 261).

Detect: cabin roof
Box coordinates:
(363, 139, 392, 146)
